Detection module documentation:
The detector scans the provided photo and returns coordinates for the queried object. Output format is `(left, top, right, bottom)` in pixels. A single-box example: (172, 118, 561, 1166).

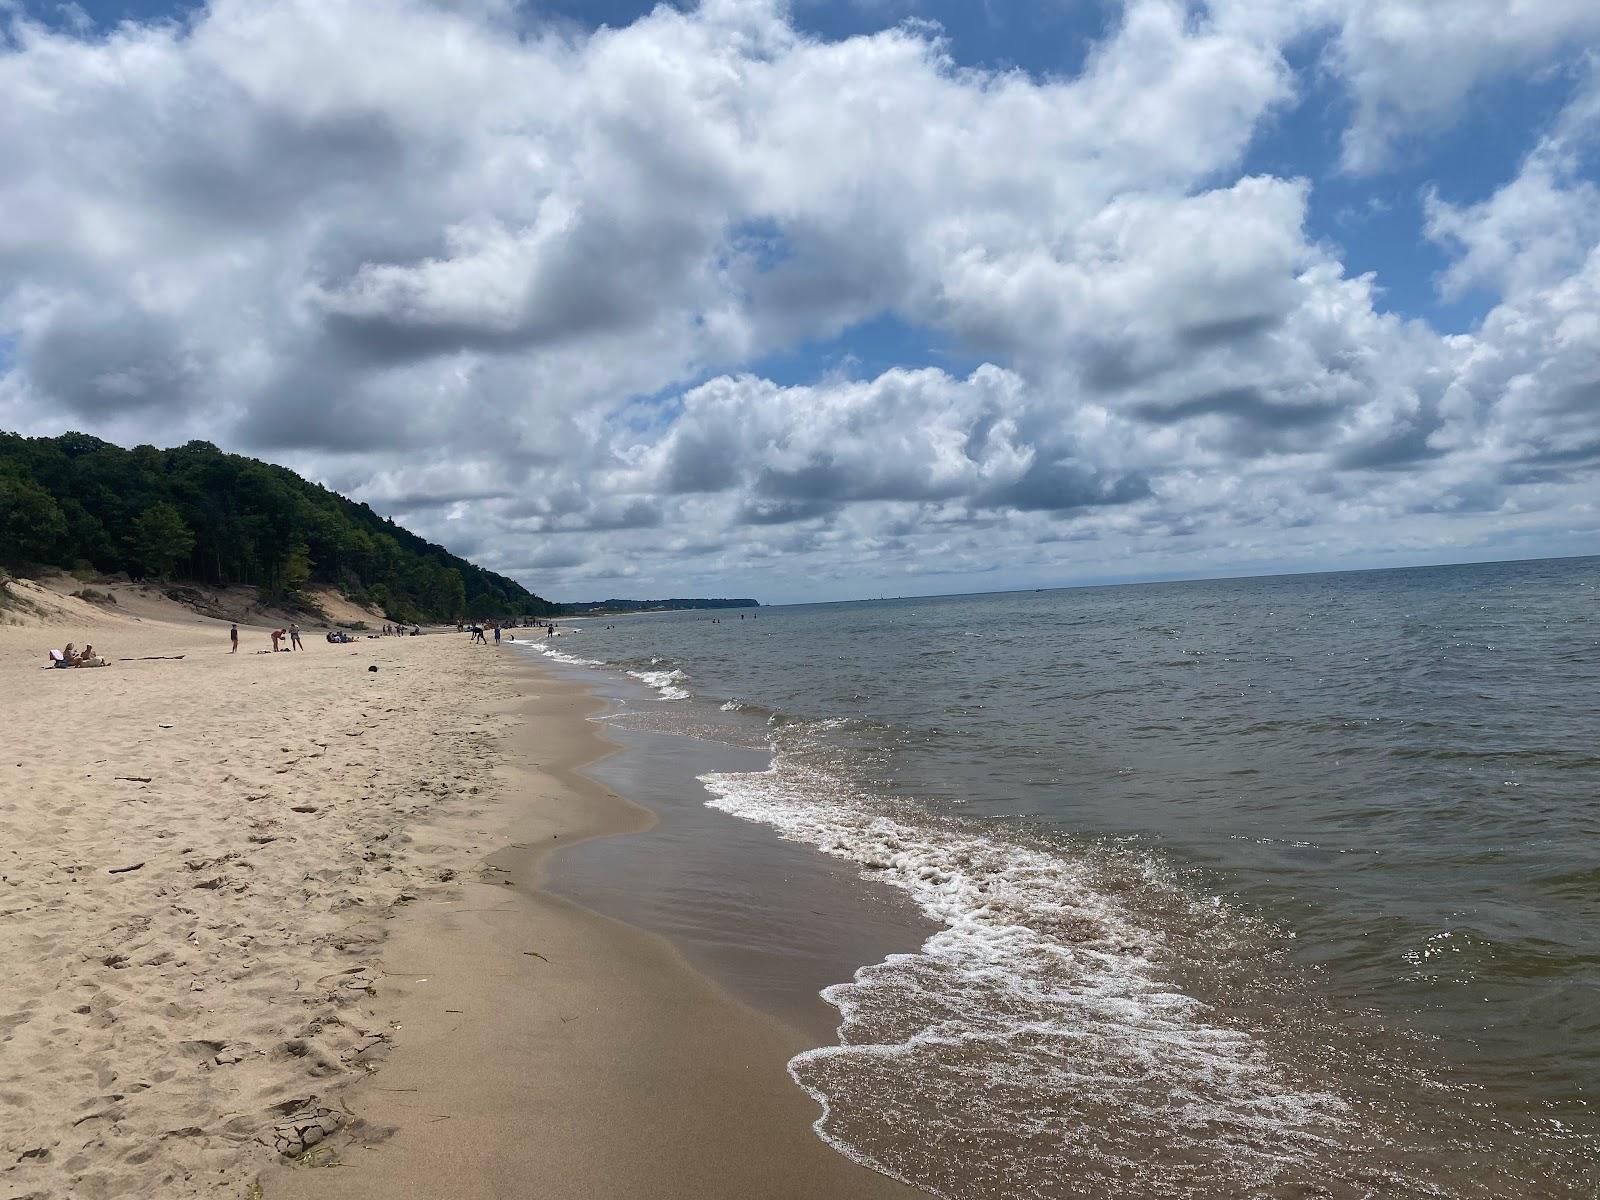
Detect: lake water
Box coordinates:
(525, 556, 1599, 1198)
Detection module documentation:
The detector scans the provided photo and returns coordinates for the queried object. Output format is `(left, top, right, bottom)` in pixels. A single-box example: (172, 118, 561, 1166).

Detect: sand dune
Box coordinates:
(2, 573, 385, 634)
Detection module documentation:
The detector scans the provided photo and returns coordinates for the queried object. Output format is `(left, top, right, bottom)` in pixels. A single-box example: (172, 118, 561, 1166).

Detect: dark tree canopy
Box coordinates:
(130, 501, 195, 578)
(0, 432, 556, 623)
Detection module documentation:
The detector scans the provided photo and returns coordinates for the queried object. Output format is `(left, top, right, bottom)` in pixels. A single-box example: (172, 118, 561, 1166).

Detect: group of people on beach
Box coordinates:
(230, 622, 303, 653)
(464, 618, 558, 644)
(264, 624, 304, 652)
(52, 642, 107, 668)
(52, 616, 430, 668)
(227, 621, 403, 653)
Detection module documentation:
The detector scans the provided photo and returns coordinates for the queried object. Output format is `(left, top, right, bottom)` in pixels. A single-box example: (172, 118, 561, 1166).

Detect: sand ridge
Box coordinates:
(1, 618, 520, 1199)
(1, 573, 386, 634)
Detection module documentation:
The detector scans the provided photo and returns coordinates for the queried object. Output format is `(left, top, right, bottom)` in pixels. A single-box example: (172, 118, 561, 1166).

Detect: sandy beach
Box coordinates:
(0, 583, 919, 1199)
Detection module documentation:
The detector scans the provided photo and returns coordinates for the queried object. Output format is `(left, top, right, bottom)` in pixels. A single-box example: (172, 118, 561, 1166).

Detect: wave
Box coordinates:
(528, 642, 605, 670)
(627, 664, 691, 701)
(700, 734, 1370, 1198)
(526, 642, 690, 702)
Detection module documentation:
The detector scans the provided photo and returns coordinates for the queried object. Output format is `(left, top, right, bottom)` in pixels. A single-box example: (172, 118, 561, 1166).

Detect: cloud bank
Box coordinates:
(1, 0, 1597, 601)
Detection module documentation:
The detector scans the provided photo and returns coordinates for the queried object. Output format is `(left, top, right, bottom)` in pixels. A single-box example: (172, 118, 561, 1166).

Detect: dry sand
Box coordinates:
(0, 582, 921, 1199)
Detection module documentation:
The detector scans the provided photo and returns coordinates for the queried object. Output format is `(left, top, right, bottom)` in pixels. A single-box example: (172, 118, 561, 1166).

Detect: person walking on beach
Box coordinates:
(289, 622, 303, 651)
(229, 623, 238, 654)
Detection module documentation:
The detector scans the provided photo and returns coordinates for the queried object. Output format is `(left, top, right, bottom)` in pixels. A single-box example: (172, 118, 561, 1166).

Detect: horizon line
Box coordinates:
(743, 549, 1600, 610)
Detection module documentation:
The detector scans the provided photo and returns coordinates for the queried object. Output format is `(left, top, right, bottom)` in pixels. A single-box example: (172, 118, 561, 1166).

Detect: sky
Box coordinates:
(1, 0, 1597, 604)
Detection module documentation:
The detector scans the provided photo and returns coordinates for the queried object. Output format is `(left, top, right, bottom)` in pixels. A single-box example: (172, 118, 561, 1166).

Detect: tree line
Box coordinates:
(0, 432, 558, 623)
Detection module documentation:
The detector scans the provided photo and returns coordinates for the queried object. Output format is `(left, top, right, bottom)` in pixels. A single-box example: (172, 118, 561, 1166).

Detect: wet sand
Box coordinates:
(551, 710, 934, 1040)
(266, 663, 925, 1200)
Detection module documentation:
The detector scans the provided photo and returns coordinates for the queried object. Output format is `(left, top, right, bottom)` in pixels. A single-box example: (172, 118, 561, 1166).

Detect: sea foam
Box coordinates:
(627, 659, 691, 701)
(700, 732, 1354, 1198)
(530, 643, 605, 670)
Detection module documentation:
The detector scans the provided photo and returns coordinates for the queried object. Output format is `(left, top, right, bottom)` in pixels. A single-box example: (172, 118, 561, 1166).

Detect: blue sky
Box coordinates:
(3, 0, 1598, 602)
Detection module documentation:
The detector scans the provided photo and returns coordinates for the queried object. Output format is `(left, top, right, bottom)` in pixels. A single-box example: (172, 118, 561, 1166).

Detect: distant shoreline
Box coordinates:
(557, 598, 760, 617)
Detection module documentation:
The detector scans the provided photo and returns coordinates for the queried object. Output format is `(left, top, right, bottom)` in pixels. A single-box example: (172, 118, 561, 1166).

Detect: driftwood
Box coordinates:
(108, 862, 145, 874)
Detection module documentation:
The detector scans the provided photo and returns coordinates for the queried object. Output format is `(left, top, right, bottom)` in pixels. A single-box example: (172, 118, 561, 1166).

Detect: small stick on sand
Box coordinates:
(108, 862, 145, 874)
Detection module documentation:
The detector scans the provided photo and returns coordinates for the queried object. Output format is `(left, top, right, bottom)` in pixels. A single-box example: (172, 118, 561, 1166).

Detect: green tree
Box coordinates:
(278, 540, 314, 597)
(0, 431, 560, 620)
(129, 501, 195, 578)
(60, 498, 114, 570)
(439, 567, 467, 622)
(0, 472, 68, 570)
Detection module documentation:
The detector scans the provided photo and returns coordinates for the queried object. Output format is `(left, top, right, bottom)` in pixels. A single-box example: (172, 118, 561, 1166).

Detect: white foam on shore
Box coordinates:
(522, 642, 691, 704)
(527, 642, 605, 670)
(515, 640, 608, 678)
(700, 739, 1353, 1198)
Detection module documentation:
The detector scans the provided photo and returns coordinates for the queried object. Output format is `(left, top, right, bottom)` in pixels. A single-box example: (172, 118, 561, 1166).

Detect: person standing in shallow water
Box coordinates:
(229, 623, 238, 654)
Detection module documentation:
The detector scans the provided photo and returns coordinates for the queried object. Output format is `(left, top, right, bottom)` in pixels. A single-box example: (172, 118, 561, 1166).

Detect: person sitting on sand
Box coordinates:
(73, 644, 108, 667)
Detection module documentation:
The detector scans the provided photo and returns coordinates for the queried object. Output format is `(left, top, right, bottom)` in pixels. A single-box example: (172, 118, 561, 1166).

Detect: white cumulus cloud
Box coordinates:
(0, 0, 1597, 601)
